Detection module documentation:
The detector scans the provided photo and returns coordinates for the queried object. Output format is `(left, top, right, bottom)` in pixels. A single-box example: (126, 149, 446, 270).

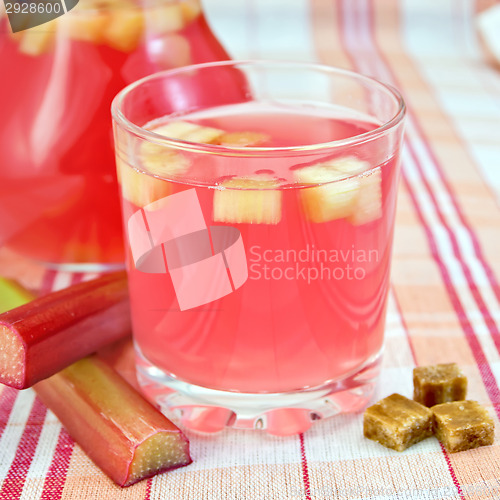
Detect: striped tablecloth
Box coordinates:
(2, 0, 500, 498)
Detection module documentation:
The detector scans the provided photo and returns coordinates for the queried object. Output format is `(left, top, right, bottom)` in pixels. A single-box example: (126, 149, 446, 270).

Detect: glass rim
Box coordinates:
(111, 60, 406, 157)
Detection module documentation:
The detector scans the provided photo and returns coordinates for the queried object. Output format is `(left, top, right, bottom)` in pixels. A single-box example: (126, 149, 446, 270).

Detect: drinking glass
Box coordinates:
(112, 61, 406, 435)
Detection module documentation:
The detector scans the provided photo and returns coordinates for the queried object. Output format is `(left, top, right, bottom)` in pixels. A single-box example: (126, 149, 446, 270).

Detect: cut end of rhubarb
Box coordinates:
(35, 355, 192, 488)
(213, 175, 283, 224)
(0, 324, 25, 389)
(126, 431, 191, 487)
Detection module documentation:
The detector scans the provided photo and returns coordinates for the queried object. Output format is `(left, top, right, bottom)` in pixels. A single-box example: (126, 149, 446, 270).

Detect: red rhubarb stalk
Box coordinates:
(0, 271, 130, 389)
(34, 355, 192, 486)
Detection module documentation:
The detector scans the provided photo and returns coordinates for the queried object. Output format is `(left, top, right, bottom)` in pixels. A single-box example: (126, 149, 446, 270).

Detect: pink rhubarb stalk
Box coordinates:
(0, 271, 130, 388)
(34, 355, 192, 486)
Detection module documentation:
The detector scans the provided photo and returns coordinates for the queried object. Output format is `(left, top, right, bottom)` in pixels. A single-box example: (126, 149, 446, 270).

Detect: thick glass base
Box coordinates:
(136, 350, 382, 436)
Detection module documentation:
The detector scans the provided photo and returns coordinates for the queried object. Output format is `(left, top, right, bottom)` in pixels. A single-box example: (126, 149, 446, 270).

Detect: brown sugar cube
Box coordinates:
(413, 363, 467, 407)
(363, 394, 434, 451)
(432, 400, 494, 453)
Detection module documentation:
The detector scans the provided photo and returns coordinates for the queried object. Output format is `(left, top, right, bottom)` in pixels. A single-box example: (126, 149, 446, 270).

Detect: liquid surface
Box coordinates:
(138, 102, 381, 186)
(150, 101, 378, 148)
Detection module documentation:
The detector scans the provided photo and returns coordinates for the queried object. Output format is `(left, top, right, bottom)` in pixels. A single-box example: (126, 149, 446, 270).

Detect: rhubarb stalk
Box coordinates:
(34, 355, 192, 487)
(0, 272, 130, 389)
(0, 277, 33, 314)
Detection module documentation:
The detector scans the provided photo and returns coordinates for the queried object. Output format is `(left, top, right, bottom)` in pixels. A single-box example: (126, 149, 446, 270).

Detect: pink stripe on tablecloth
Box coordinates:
(400, 137, 500, 357)
(401, 160, 500, 408)
(299, 433, 312, 500)
(37, 270, 85, 498)
(440, 443, 466, 500)
(40, 270, 57, 296)
(362, 0, 500, 410)
(372, 0, 500, 354)
(0, 397, 47, 500)
(39, 429, 74, 500)
(143, 478, 153, 500)
(391, 287, 466, 500)
(0, 270, 71, 496)
(349, 0, 500, 318)
(70, 273, 84, 286)
(361, 0, 500, 358)
(0, 387, 18, 441)
(374, 0, 500, 407)
(338, 2, 495, 499)
(337, 0, 500, 413)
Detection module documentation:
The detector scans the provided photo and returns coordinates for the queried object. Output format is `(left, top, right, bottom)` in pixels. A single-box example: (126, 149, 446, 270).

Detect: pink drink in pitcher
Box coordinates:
(0, 1, 230, 267)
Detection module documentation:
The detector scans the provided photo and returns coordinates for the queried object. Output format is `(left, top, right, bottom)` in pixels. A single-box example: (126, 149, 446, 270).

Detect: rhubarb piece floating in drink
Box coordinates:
(294, 162, 360, 223)
(17, 20, 58, 56)
(104, 8, 145, 52)
(217, 131, 270, 147)
(117, 156, 174, 208)
(349, 168, 383, 225)
(58, 7, 108, 47)
(213, 175, 283, 224)
(294, 157, 382, 224)
(118, 121, 225, 207)
(148, 121, 225, 144)
(139, 121, 224, 179)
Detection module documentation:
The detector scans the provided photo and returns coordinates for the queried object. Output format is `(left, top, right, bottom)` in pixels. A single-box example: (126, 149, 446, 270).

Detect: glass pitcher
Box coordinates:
(0, 0, 231, 270)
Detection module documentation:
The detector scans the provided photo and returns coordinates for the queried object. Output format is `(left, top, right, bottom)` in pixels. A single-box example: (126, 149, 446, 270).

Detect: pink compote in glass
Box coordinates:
(112, 61, 406, 435)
